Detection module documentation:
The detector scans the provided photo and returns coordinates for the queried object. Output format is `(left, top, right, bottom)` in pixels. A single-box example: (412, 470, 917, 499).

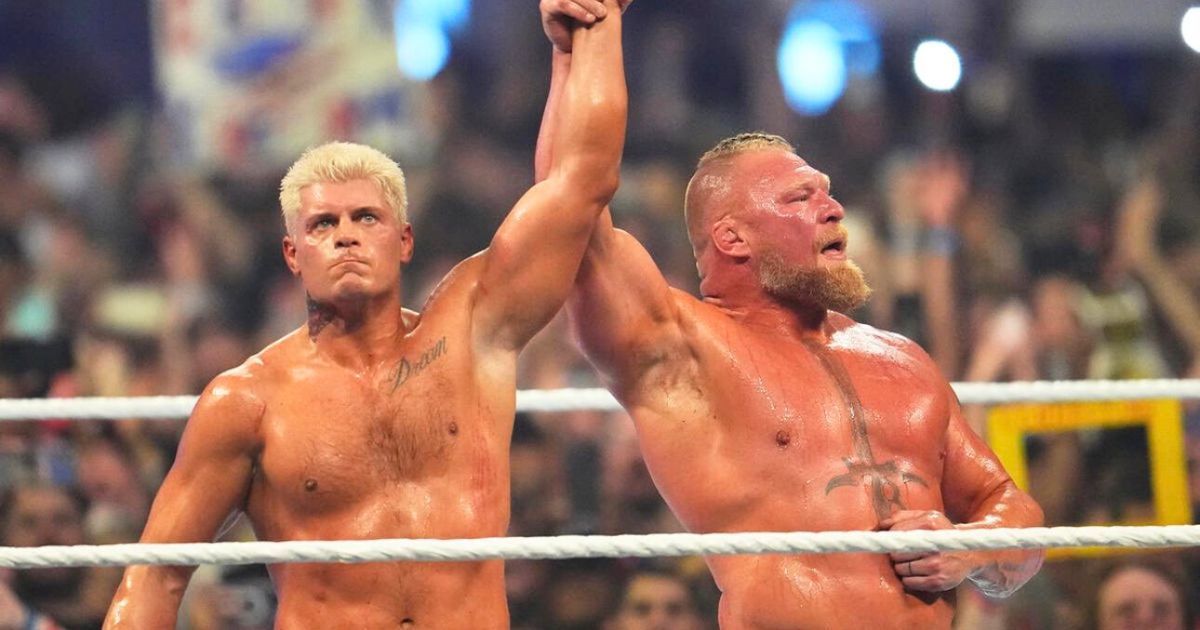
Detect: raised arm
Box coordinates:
(536, 1, 686, 386)
(882, 381, 1044, 598)
(471, 0, 627, 352)
(104, 372, 263, 629)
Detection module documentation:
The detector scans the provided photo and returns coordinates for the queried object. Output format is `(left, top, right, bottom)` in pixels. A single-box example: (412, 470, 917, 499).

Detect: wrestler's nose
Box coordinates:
(817, 192, 844, 224)
(334, 226, 361, 249)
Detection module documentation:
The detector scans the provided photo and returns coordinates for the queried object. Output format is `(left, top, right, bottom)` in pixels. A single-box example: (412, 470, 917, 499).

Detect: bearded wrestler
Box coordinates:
(536, 5, 1044, 628)
(104, 2, 627, 627)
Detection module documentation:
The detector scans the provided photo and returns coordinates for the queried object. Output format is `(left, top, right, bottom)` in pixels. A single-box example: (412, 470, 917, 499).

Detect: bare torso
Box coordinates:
(620, 300, 955, 629)
(234, 274, 514, 628)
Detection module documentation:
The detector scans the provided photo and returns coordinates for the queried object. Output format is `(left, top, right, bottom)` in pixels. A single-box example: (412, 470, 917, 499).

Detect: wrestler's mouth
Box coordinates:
(819, 238, 847, 259)
(332, 258, 368, 269)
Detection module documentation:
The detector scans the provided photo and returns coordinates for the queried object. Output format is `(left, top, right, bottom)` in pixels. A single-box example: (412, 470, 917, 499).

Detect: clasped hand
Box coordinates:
(879, 510, 973, 593)
(541, 0, 634, 52)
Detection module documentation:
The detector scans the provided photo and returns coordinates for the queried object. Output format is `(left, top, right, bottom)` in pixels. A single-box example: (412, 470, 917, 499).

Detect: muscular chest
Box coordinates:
(256, 339, 497, 510)
(714, 331, 948, 515)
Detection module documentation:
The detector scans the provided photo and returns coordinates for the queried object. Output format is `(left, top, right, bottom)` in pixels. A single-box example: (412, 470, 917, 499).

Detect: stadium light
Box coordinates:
(913, 40, 962, 92)
(1183, 7, 1200, 54)
(778, 20, 848, 116)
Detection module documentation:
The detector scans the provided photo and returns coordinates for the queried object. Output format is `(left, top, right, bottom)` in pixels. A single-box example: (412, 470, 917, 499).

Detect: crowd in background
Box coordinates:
(2, 1, 1200, 628)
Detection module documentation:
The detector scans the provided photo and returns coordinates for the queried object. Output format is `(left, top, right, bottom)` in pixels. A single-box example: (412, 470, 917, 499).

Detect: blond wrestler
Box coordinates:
(104, 2, 627, 627)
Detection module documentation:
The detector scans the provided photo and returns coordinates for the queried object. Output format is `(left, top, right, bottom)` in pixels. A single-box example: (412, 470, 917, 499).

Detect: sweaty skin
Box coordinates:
(564, 152, 1043, 629)
(576, 157, 1043, 630)
(104, 4, 627, 628)
(535, 16, 1043, 623)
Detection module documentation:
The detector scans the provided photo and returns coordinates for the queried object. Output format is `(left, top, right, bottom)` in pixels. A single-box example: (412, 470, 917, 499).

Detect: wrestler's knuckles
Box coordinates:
(882, 509, 950, 530)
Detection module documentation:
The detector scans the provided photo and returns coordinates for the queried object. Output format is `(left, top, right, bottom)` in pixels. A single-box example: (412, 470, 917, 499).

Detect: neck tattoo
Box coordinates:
(306, 294, 336, 340)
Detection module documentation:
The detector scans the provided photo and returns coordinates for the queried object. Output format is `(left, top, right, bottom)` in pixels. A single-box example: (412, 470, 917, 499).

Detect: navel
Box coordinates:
(304, 479, 318, 492)
(448, 421, 458, 436)
(775, 430, 791, 448)
(401, 619, 415, 627)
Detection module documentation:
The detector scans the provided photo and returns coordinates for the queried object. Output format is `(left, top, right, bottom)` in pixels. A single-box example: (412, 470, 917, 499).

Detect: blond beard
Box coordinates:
(757, 251, 872, 313)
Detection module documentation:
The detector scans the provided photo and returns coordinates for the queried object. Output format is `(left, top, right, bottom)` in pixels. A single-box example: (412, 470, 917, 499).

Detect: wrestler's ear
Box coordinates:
(397, 222, 414, 265)
(711, 216, 750, 259)
(282, 235, 301, 277)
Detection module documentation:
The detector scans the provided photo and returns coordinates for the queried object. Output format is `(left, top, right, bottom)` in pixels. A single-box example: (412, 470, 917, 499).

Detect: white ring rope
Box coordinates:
(1, 379, 1199, 420)
(1, 525, 1198, 569)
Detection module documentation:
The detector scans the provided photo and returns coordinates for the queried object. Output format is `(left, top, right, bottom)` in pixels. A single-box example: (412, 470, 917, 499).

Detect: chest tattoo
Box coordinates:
(390, 337, 448, 392)
(804, 341, 929, 519)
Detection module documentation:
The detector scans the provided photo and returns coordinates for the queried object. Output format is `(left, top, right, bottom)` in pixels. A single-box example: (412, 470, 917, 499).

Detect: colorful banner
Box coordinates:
(154, 0, 431, 173)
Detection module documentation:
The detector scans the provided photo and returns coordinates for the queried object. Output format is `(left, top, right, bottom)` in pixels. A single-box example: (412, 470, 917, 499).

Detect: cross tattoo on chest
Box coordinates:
(803, 341, 930, 520)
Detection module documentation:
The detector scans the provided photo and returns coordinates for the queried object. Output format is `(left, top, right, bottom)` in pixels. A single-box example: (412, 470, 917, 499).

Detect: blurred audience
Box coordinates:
(0, 2, 1198, 628)
(1085, 558, 1195, 630)
(606, 569, 707, 630)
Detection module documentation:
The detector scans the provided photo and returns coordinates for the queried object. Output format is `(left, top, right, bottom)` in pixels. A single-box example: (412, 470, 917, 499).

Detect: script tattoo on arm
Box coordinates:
(390, 337, 448, 392)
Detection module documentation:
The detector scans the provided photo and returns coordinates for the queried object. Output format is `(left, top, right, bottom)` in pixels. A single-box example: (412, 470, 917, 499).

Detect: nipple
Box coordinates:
(304, 479, 318, 492)
(775, 430, 791, 448)
(448, 422, 458, 435)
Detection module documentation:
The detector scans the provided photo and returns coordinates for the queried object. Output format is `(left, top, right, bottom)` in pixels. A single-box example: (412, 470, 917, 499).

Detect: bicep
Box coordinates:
(569, 222, 684, 376)
(939, 389, 1015, 523)
(140, 384, 262, 543)
(474, 180, 601, 350)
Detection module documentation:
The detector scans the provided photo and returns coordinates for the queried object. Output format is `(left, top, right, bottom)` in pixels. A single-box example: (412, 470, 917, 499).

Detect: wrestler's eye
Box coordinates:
(313, 218, 335, 231)
(360, 213, 378, 224)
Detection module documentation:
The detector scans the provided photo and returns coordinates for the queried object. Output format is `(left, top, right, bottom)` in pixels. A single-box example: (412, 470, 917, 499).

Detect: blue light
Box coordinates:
(777, 20, 847, 116)
(401, 0, 471, 32)
(798, 0, 880, 76)
(395, 22, 450, 81)
(393, 0, 468, 81)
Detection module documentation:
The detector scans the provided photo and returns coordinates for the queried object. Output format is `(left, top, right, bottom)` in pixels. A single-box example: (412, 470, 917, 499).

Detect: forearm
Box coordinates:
(535, 48, 572, 184)
(104, 565, 192, 628)
(921, 248, 959, 378)
(550, 1, 626, 203)
(954, 483, 1045, 597)
(1133, 256, 1200, 358)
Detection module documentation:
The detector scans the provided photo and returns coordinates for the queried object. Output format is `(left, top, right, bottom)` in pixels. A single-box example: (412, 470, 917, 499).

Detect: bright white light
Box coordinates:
(913, 40, 962, 92)
(777, 20, 847, 116)
(395, 23, 450, 81)
(1183, 7, 1200, 54)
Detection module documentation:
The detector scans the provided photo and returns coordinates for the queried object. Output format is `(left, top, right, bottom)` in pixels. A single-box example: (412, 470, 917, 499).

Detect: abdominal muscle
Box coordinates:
(713, 553, 953, 630)
(270, 560, 508, 629)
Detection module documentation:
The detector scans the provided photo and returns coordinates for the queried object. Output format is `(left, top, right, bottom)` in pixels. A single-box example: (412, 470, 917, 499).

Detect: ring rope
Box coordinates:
(1, 379, 1199, 420)
(1, 525, 1198, 569)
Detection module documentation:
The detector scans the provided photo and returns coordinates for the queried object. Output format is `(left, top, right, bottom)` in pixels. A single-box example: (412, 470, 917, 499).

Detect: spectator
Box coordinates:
(0, 483, 112, 629)
(74, 436, 150, 544)
(606, 569, 706, 630)
(1085, 559, 1194, 630)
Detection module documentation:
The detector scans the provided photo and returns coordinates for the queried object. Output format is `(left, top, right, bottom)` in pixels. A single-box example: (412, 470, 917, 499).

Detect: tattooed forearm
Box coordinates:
(390, 337, 448, 391)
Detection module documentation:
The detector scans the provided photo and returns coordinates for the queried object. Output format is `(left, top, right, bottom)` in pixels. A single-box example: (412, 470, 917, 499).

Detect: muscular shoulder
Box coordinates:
(186, 339, 283, 443)
(415, 254, 485, 316)
(826, 313, 941, 375)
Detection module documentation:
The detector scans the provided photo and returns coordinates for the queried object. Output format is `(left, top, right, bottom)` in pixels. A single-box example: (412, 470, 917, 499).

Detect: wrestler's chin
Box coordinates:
(817, 252, 849, 269)
(327, 275, 376, 302)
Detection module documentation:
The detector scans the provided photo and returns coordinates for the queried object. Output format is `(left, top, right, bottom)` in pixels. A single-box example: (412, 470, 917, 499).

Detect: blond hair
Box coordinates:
(684, 132, 796, 257)
(279, 141, 408, 225)
(696, 132, 795, 169)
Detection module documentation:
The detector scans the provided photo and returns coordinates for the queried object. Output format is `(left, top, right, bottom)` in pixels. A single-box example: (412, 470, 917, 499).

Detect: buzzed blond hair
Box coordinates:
(685, 132, 796, 252)
(695, 132, 794, 169)
(279, 141, 408, 226)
